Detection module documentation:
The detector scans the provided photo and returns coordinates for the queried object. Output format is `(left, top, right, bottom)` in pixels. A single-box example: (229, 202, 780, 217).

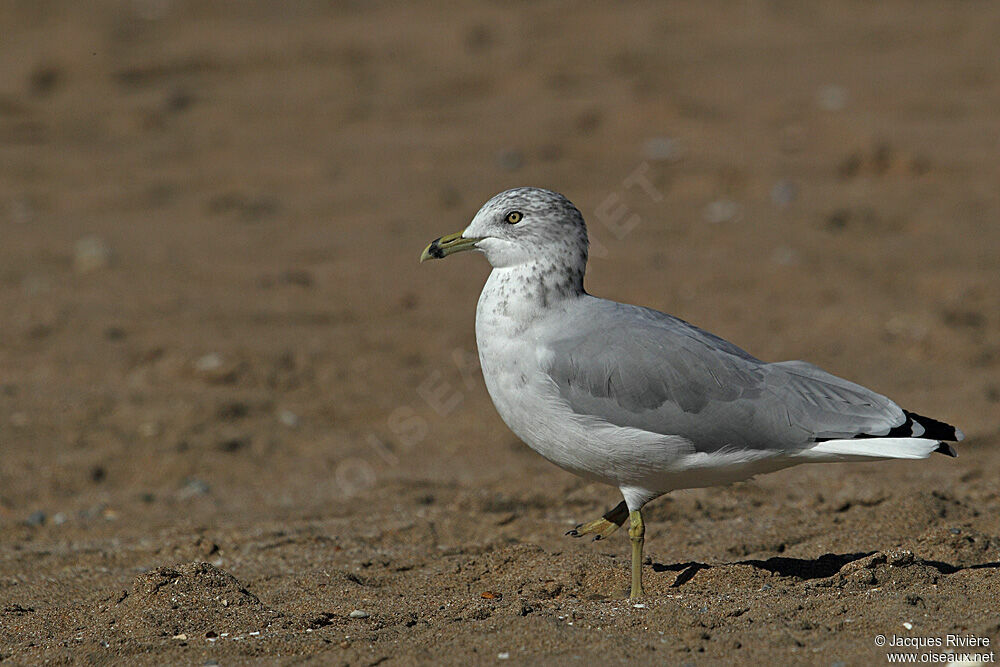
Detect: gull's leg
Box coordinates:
(628, 509, 645, 598)
(566, 500, 628, 541)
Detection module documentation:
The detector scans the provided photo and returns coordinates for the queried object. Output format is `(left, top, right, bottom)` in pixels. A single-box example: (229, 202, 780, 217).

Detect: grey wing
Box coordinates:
(542, 303, 905, 452)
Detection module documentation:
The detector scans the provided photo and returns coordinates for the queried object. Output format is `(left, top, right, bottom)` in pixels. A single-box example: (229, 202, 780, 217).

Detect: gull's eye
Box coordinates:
(505, 211, 523, 224)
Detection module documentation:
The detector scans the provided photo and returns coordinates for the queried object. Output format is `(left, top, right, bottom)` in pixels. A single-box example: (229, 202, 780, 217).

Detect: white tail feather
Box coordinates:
(802, 437, 943, 461)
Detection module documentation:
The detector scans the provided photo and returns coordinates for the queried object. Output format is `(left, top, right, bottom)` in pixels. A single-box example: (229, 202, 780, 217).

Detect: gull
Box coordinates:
(420, 187, 963, 598)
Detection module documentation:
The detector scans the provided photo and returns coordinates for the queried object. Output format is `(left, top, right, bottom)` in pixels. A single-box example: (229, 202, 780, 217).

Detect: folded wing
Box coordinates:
(541, 302, 942, 454)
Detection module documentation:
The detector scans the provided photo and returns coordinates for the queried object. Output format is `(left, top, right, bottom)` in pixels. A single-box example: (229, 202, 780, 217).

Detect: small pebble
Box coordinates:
(278, 409, 300, 428)
(770, 180, 797, 207)
(138, 422, 160, 438)
(703, 199, 740, 224)
(497, 653, 510, 660)
(25, 511, 46, 527)
(816, 84, 848, 111)
(73, 236, 113, 274)
(349, 610, 370, 619)
(195, 353, 223, 372)
(903, 622, 913, 630)
(632, 603, 646, 609)
(178, 477, 211, 499)
(641, 136, 683, 162)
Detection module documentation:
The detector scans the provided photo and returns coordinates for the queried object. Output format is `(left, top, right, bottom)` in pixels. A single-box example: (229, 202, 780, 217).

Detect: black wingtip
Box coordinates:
(826, 410, 965, 454)
(934, 441, 958, 458)
(895, 410, 963, 442)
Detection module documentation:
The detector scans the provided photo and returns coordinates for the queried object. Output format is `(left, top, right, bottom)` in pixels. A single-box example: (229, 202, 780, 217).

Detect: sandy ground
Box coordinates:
(1, 2, 999, 664)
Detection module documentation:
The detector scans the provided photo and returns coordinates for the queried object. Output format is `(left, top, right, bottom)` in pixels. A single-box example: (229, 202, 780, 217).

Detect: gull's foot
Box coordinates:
(566, 500, 629, 541)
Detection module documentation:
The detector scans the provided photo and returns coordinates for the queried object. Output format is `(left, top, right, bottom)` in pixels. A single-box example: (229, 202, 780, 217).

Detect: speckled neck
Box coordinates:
(477, 255, 586, 333)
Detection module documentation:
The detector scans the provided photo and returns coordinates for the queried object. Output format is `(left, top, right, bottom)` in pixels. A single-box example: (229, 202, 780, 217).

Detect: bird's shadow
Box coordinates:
(651, 552, 1000, 588)
(737, 551, 876, 579)
(651, 560, 714, 587)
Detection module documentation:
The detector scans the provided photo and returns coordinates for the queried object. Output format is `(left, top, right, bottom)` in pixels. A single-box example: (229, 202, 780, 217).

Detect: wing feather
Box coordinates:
(542, 302, 905, 452)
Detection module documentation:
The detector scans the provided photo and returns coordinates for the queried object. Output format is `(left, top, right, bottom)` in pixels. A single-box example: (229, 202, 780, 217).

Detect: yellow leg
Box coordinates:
(566, 501, 629, 541)
(629, 509, 645, 598)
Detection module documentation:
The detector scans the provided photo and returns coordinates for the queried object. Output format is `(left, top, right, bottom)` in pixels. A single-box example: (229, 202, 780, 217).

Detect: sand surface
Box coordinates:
(2, 2, 998, 664)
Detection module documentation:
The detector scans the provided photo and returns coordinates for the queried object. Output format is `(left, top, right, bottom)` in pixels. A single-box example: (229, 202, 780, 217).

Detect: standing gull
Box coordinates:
(420, 187, 963, 598)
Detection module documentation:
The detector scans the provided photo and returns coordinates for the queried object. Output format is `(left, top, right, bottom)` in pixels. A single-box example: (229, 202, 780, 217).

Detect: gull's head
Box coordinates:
(420, 187, 588, 270)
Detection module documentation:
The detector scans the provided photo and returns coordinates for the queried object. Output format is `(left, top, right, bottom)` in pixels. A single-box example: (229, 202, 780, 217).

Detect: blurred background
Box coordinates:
(1, 1, 998, 661)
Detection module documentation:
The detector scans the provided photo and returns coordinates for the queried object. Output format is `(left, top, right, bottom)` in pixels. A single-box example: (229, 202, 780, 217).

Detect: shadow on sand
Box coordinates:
(651, 552, 1000, 587)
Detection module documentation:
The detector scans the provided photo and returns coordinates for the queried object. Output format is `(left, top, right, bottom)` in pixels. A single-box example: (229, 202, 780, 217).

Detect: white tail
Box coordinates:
(802, 437, 945, 461)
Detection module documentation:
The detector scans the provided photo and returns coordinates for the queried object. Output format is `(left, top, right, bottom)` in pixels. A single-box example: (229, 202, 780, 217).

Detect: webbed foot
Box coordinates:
(566, 500, 629, 541)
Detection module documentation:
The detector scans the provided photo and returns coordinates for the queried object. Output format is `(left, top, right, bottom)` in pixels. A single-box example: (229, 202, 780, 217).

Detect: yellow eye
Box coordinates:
(505, 211, 522, 224)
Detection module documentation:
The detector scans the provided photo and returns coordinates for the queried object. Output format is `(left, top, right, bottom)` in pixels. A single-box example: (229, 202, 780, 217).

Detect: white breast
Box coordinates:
(475, 269, 679, 488)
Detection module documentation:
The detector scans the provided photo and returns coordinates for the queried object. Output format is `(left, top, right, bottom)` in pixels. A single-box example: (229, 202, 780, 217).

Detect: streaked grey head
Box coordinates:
(420, 187, 589, 299)
(462, 188, 589, 272)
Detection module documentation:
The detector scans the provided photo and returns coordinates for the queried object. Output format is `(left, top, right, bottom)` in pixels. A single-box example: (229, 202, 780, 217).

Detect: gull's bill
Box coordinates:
(420, 231, 482, 262)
